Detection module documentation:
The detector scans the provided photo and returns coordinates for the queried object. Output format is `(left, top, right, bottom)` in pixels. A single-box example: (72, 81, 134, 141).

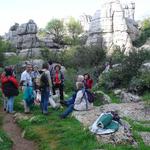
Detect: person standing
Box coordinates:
(1, 67, 19, 113)
(20, 64, 33, 113)
(40, 62, 52, 115)
(52, 64, 64, 102)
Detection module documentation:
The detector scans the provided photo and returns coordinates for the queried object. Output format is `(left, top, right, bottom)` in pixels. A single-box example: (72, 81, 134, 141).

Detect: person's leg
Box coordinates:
(3, 95, 7, 111)
(43, 88, 49, 114)
(40, 90, 45, 113)
(52, 84, 56, 95)
(59, 84, 64, 101)
(24, 100, 30, 113)
(60, 104, 74, 118)
(7, 96, 14, 113)
(9, 96, 14, 113)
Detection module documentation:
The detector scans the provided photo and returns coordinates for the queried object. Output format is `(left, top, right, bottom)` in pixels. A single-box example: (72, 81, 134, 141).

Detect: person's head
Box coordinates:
(54, 64, 61, 71)
(33, 65, 38, 71)
(42, 62, 49, 70)
(26, 64, 32, 72)
(77, 75, 84, 82)
(5, 67, 13, 76)
(76, 82, 84, 90)
(84, 73, 90, 80)
(48, 60, 53, 65)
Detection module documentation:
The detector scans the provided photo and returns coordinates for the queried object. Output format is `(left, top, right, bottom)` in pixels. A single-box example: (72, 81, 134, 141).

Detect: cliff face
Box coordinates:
(4, 19, 59, 50)
(86, 0, 139, 54)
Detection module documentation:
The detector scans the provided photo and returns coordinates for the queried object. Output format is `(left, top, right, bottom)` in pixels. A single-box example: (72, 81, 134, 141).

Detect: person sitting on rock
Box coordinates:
(83, 73, 93, 89)
(60, 82, 93, 119)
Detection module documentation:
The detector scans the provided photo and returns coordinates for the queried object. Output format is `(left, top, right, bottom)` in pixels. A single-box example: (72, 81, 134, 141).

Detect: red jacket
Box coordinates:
(1, 75, 19, 93)
(84, 79, 93, 89)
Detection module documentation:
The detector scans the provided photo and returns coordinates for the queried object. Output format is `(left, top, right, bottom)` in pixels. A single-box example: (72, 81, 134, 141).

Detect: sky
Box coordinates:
(0, 0, 150, 35)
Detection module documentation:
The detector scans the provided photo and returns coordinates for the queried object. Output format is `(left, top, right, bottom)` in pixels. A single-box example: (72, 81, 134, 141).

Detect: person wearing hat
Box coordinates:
(52, 64, 64, 102)
(1, 67, 19, 113)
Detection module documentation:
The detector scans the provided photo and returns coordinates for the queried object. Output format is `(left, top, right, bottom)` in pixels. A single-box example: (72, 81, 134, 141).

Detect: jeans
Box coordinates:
(65, 92, 77, 106)
(2, 95, 7, 110)
(61, 104, 74, 118)
(7, 96, 14, 113)
(40, 87, 49, 113)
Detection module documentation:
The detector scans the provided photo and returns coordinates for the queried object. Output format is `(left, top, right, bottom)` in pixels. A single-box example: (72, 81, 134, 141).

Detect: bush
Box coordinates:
(130, 69, 150, 94)
(133, 18, 150, 47)
(99, 49, 150, 89)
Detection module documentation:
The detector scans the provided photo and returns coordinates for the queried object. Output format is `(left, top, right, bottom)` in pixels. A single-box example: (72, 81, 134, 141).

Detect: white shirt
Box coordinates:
(21, 70, 32, 86)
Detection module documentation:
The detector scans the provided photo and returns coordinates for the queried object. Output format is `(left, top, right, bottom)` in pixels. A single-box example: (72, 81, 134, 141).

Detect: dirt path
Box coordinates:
(1, 110, 37, 150)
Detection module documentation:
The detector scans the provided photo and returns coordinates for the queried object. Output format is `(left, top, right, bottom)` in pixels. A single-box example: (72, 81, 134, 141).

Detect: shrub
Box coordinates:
(99, 49, 150, 89)
(129, 69, 150, 94)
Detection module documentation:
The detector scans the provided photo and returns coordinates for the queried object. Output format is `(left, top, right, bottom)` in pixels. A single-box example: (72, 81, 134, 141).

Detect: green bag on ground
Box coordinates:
(97, 113, 113, 128)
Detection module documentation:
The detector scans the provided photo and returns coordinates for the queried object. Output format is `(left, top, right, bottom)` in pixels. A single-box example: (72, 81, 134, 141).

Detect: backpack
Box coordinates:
(83, 89, 95, 103)
(40, 72, 49, 88)
(3, 81, 19, 97)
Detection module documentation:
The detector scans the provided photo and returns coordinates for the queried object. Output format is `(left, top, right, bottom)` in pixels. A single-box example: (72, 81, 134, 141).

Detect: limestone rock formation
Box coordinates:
(73, 102, 149, 145)
(86, 0, 139, 54)
(4, 20, 60, 51)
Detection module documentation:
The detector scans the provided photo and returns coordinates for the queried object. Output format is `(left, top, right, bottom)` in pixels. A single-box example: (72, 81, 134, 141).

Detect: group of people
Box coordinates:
(0, 61, 94, 118)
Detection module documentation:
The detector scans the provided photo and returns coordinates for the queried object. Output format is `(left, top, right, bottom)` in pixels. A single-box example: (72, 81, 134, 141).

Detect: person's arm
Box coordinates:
(46, 70, 52, 87)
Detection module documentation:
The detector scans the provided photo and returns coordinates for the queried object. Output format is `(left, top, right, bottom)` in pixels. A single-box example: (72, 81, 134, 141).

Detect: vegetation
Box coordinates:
(133, 17, 150, 47)
(46, 19, 65, 44)
(99, 48, 150, 93)
(0, 96, 13, 150)
(65, 17, 83, 45)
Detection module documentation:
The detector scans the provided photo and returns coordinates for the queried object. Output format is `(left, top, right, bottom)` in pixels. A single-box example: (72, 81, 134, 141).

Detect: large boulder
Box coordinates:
(86, 0, 139, 54)
(4, 20, 60, 51)
(17, 19, 37, 35)
(18, 48, 42, 59)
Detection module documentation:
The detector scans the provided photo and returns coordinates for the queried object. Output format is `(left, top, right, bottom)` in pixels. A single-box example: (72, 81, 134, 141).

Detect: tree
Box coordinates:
(66, 17, 83, 45)
(0, 37, 6, 65)
(133, 17, 150, 47)
(46, 19, 65, 44)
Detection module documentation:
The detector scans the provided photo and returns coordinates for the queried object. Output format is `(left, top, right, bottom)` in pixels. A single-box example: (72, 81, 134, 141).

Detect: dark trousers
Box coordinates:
(53, 84, 64, 101)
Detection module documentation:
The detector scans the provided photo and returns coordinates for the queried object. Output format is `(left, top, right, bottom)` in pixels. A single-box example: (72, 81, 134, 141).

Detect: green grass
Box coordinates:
(1, 90, 150, 150)
(0, 97, 13, 150)
(14, 93, 138, 150)
(142, 91, 150, 107)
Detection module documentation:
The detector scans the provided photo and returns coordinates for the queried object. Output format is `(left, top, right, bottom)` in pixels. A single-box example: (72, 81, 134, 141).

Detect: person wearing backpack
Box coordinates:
(52, 64, 64, 102)
(1, 67, 19, 114)
(60, 82, 93, 119)
(40, 62, 52, 115)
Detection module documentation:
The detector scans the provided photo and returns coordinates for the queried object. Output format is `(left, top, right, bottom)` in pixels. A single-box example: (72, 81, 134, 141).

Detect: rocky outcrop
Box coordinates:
(4, 20, 60, 51)
(86, 0, 139, 54)
(73, 102, 149, 145)
(139, 132, 150, 146)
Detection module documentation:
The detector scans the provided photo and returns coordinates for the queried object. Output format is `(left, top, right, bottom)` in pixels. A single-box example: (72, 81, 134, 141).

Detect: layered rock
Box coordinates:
(4, 20, 60, 51)
(86, 0, 139, 54)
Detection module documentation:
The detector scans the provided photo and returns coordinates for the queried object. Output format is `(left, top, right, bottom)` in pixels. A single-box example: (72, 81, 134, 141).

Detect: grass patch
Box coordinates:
(125, 117, 150, 132)
(0, 96, 13, 150)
